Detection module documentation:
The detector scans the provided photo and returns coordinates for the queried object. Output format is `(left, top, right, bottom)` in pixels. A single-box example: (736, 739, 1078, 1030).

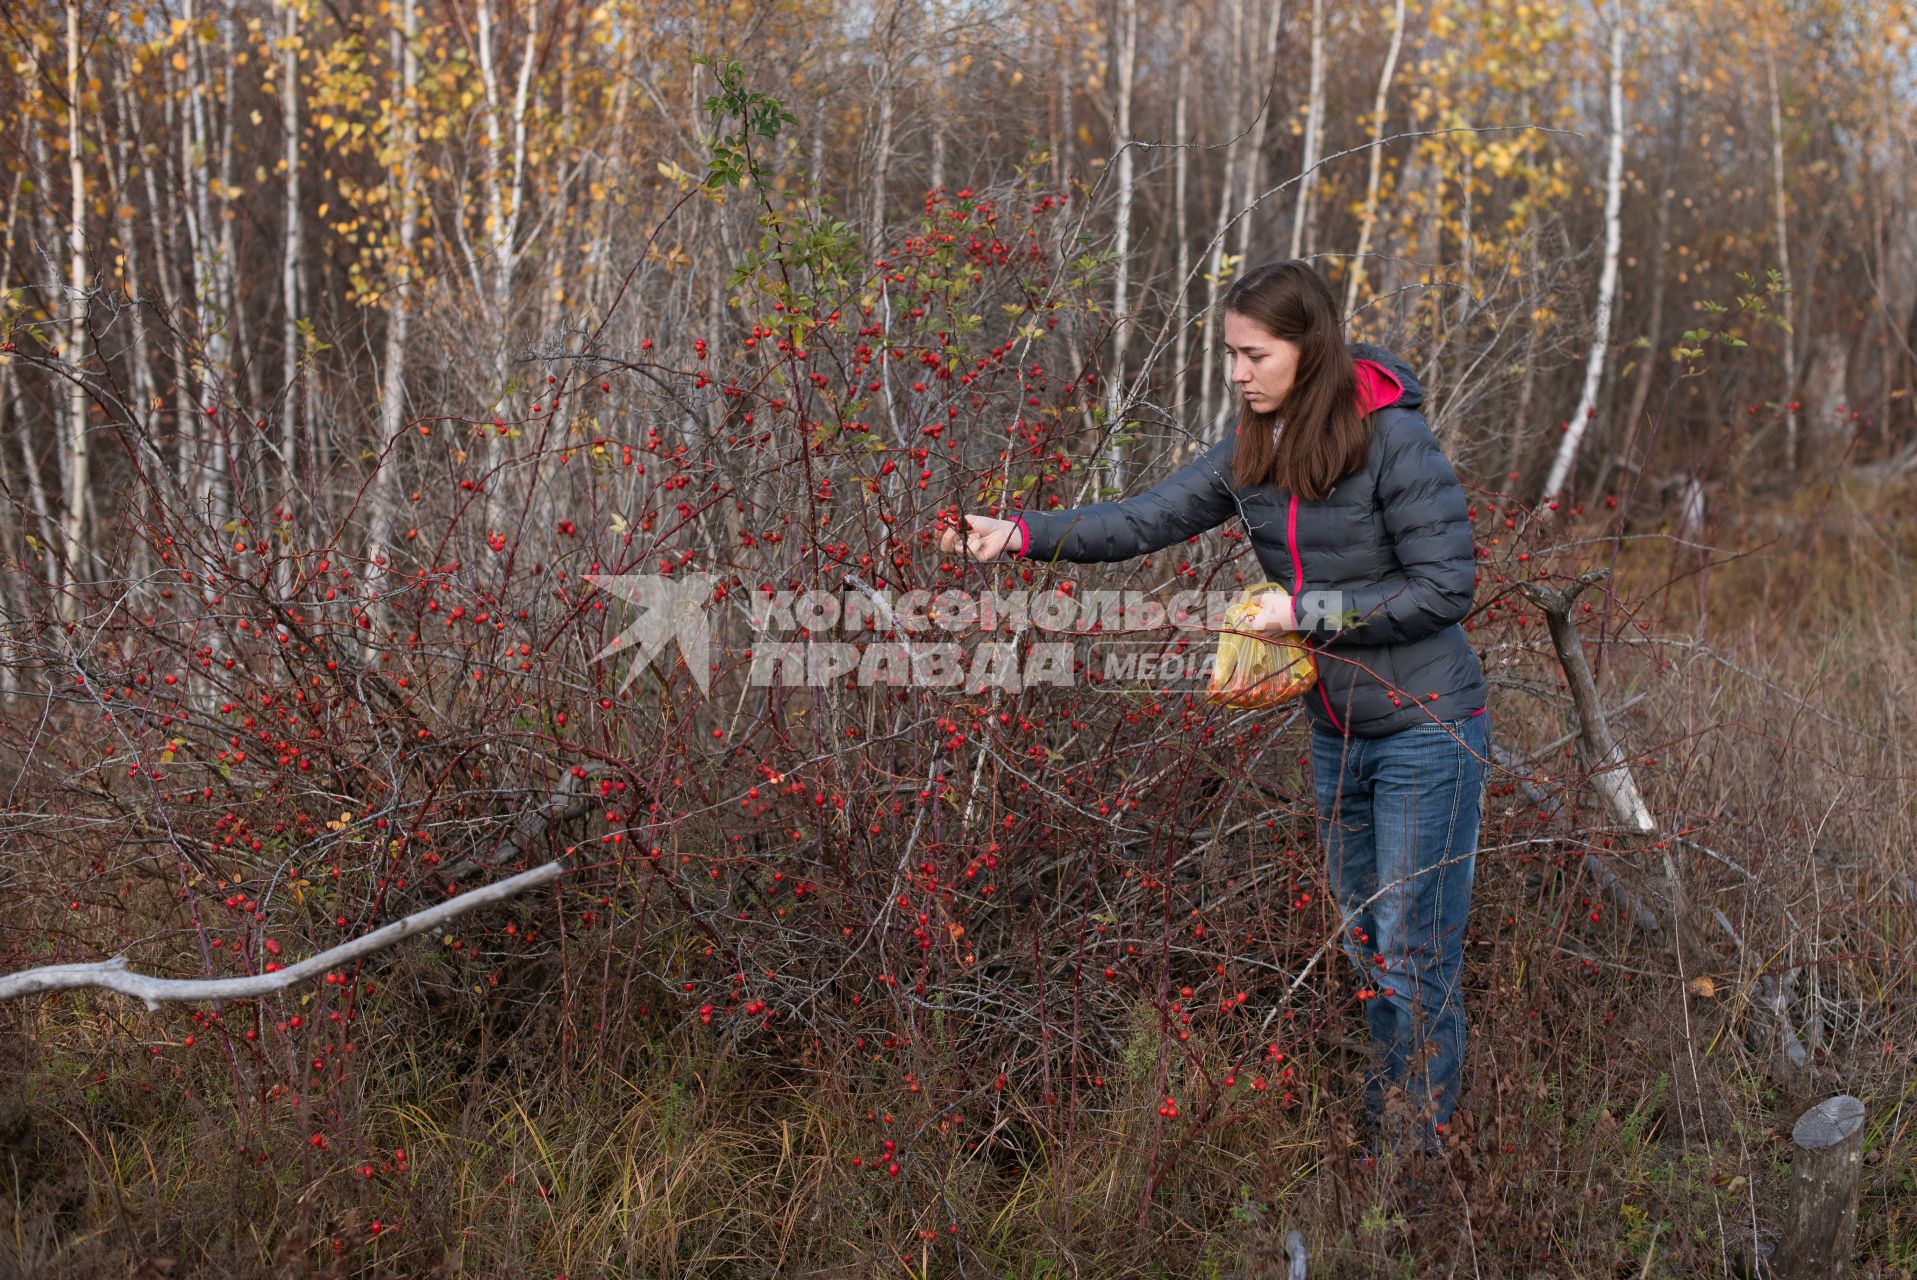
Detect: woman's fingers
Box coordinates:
(968, 519, 1000, 562)
(1252, 591, 1293, 632)
(940, 514, 1009, 562)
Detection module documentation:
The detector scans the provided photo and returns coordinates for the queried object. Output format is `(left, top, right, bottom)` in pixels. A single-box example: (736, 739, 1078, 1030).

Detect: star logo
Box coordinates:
(585, 572, 718, 695)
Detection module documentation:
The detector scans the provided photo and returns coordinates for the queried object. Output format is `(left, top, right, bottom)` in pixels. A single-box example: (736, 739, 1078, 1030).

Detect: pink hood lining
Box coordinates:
(1354, 358, 1403, 416)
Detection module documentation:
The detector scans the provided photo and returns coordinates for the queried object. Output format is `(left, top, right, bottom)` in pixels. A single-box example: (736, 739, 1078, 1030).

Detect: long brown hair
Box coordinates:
(1222, 260, 1369, 500)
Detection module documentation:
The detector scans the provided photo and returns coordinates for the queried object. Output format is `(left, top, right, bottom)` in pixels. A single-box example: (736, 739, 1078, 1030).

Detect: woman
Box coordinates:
(939, 259, 1489, 1156)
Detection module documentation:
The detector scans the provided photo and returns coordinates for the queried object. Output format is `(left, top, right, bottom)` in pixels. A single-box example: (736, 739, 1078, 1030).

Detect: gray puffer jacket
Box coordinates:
(1011, 343, 1486, 738)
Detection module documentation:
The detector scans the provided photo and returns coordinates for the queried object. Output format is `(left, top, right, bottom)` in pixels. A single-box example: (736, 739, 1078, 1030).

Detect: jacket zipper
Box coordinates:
(1288, 492, 1347, 733)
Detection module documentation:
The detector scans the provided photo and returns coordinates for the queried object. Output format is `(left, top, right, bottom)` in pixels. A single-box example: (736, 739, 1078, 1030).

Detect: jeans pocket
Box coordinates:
(1402, 715, 1468, 732)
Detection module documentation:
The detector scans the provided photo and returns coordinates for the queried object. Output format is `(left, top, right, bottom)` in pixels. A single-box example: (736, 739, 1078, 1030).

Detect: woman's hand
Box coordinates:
(939, 514, 1024, 562)
(1248, 590, 1297, 634)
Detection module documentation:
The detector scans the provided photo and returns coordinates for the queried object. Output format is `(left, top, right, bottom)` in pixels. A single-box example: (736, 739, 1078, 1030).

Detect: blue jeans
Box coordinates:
(1311, 712, 1489, 1151)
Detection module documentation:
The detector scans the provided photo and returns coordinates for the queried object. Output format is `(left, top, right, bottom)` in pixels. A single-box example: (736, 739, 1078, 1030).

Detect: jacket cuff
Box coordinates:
(1009, 516, 1031, 560)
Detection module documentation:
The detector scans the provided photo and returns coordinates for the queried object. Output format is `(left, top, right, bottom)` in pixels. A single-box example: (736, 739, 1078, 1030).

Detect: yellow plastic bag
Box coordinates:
(1204, 581, 1318, 709)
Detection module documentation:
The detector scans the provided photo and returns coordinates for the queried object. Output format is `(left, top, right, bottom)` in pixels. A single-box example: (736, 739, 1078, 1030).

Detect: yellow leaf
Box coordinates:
(171, 51, 188, 72)
(1687, 976, 1717, 999)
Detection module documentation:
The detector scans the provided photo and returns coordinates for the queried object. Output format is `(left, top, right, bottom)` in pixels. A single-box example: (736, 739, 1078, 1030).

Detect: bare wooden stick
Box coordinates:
(1284, 1228, 1309, 1279)
(1517, 569, 1655, 834)
(0, 859, 564, 1010)
(1774, 1095, 1865, 1280)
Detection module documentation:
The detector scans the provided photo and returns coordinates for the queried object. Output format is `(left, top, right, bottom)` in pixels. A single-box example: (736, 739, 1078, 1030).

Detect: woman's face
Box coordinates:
(1224, 310, 1302, 412)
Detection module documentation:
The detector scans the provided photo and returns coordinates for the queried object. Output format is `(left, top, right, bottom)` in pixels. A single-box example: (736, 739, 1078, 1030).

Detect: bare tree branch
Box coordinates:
(0, 858, 564, 1010)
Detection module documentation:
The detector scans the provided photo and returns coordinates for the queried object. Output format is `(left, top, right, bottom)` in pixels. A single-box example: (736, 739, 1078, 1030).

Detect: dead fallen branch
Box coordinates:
(0, 858, 563, 1010)
(1517, 567, 1655, 834)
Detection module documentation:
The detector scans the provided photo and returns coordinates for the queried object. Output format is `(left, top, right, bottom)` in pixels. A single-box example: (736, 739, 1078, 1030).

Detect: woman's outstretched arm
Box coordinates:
(945, 434, 1239, 565)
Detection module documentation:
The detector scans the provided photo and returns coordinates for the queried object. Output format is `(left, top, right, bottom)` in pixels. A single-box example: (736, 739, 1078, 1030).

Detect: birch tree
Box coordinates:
(1542, 6, 1627, 501)
(1170, 6, 1194, 417)
(278, 0, 304, 495)
(59, 0, 90, 618)
(1232, 0, 1284, 268)
(365, 0, 418, 632)
(1100, 0, 1138, 491)
(1198, 0, 1248, 438)
(1766, 42, 1800, 471)
(863, 3, 902, 250)
(1343, 0, 1407, 319)
(474, 0, 540, 529)
(178, 0, 232, 520)
(1287, 0, 1325, 260)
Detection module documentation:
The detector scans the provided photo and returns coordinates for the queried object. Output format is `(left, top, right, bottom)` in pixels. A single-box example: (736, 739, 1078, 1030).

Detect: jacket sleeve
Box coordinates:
(1013, 434, 1238, 564)
(1315, 410, 1476, 646)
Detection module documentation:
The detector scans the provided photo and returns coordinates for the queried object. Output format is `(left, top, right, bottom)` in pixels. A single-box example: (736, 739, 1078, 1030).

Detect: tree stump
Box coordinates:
(1775, 1094, 1865, 1280)
(1282, 1228, 1309, 1279)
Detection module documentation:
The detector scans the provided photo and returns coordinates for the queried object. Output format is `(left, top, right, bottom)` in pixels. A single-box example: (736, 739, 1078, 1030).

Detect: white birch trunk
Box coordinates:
(1542, 10, 1627, 501)
(1233, 0, 1284, 266)
(583, 74, 631, 314)
(1057, 34, 1074, 189)
(1767, 46, 1800, 471)
(279, 0, 303, 495)
(13, 124, 62, 587)
(477, 0, 538, 314)
(102, 83, 162, 586)
(1102, 0, 1138, 492)
(928, 2, 946, 194)
(366, 0, 418, 650)
(0, 163, 18, 688)
(59, 0, 90, 617)
(866, 65, 896, 250)
(476, 0, 540, 529)
(1171, 6, 1193, 425)
(217, 20, 254, 415)
(1199, 0, 1248, 439)
(132, 80, 196, 501)
(181, 0, 229, 519)
(0, 158, 58, 596)
(107, 134, 156, 444)
(1288, 0, 1325, 260)
(1343, 0, 1407, 319)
